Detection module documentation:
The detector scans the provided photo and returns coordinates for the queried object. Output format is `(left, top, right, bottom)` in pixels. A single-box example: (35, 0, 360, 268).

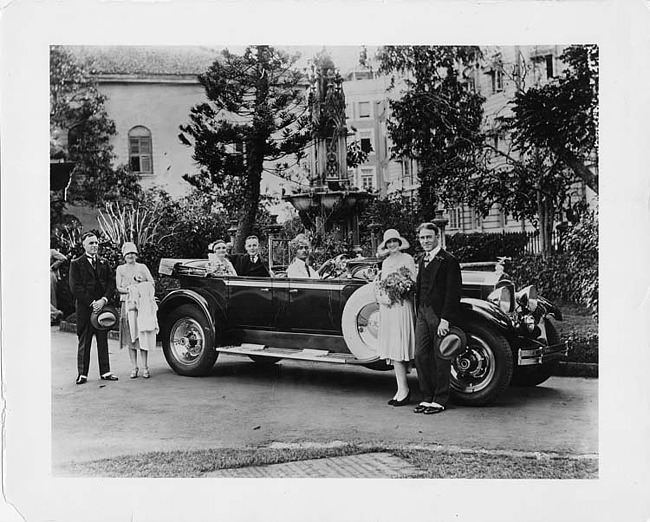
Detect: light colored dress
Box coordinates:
(376, 252, 416, 363)
(207, 254, 237, 276)
(116, 262, 156, 350)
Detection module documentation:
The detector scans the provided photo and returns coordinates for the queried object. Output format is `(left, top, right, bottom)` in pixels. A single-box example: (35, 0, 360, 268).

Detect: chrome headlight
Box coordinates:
(488, 286, 513, 314)
(516, 285, 538, 312)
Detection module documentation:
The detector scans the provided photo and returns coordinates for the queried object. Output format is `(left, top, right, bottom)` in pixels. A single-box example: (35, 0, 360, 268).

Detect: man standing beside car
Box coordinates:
(69, 232, 118, 385)
(413, 222, 462, 415)
(230, 235, 270, 277)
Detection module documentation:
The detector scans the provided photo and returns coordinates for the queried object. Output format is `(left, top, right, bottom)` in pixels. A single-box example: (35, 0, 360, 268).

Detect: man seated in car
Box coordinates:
(286, 233, 320, 278)
(229, 235, 270, 277)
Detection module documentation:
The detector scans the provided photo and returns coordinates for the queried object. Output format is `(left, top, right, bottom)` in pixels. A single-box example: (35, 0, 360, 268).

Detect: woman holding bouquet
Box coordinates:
(375, 229, 416, 406)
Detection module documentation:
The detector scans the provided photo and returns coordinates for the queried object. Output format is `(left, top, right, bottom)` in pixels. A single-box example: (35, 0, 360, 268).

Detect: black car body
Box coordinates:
(157, 257, 568, 405)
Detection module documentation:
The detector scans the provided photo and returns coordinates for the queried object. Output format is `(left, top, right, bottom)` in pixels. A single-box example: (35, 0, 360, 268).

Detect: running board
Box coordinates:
(217, 345, 364, 364)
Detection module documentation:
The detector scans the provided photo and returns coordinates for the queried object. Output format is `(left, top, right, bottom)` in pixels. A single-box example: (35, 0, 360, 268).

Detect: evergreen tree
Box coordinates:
(179, 45, 311, 252)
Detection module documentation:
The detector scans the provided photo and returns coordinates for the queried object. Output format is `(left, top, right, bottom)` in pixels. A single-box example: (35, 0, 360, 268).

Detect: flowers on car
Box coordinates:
(375, 266, 415, 307)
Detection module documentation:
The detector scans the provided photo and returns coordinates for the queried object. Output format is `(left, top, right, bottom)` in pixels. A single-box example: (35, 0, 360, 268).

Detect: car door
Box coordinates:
(226, 276, 275, 329)
(274, 277, 344, 334)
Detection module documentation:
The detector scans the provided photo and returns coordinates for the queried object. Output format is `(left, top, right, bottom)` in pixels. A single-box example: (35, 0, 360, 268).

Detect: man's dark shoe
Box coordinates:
(75, 375, 87, 385)
(423, 405, 445, 415)
(100, 374, 118, 381)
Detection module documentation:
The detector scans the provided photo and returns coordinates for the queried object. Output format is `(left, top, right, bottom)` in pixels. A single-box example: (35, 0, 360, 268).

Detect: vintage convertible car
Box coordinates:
(157, 256, 568, 406)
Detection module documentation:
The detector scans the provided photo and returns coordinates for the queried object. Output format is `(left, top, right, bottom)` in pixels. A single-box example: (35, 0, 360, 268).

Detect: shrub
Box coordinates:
(562, 209, 598, 317)
(98, 201, 162, 248)
(508, 211, 598, 318)
(566, 334, 599, 364)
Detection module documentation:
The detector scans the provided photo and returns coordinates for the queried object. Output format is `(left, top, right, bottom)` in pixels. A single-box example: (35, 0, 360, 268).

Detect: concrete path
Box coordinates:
(204, 452, 427, 478)
(51, 328, 598, 474)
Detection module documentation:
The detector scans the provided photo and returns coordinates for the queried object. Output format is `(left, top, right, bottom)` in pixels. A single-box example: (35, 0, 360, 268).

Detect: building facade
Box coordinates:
(342, 68, 417, 198)
(61, 45, 595, 236)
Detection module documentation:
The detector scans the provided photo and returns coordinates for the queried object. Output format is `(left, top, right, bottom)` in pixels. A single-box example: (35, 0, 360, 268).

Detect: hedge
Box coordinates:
(446, 231, 530, 263)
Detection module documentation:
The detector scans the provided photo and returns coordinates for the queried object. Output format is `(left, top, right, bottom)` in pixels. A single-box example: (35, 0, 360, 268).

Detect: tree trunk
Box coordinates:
(536, 188, 554, 257)
(558, 148, 598, 194)
(234, 46, 270, 253)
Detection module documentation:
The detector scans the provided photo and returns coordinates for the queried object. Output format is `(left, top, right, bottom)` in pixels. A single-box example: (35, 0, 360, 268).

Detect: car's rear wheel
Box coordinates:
(510, 319, 560, 387)
(162, 304, 217, 376)
(450, 322, 513, 406)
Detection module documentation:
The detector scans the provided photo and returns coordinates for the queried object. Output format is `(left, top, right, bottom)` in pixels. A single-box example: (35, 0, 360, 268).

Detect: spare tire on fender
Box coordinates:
(341, 284, 382, 362)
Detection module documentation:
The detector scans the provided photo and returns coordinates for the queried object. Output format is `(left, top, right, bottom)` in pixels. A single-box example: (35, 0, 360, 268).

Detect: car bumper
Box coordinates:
(517, 341, 569, 366)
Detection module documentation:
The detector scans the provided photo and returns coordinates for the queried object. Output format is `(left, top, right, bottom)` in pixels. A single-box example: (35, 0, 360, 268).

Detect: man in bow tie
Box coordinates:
(230, 235, 270, 277)
(69, 232, 117, 385)
(412, 222, 462, 415)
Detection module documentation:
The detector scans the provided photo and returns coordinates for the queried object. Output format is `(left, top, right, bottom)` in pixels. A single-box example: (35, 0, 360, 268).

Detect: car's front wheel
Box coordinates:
(161, 304, 217, 376)
(450, 322, 513, 406)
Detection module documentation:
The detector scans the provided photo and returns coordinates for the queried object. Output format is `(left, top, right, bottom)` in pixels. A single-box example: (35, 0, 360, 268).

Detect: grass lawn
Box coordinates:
(65, 445, 597, 479)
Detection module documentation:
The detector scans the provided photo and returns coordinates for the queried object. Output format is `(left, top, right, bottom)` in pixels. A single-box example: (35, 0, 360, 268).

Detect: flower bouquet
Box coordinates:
(375, 266, 415, 307)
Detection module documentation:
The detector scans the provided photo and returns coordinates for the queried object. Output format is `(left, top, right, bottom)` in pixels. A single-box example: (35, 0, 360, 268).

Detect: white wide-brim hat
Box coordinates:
(121, 242, 139, 257)
(377, 229, 410, 252)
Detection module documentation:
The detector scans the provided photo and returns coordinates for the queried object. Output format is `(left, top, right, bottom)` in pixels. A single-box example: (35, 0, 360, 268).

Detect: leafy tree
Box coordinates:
(49, 46, 142, 208)
(377, 45, 597, 255)
(358, 192, 422, 255)
(179, 46, 311, 252)
(484, 45, 599, 252)
(507, 45, 599, 194)
(377, 46, 486, 218)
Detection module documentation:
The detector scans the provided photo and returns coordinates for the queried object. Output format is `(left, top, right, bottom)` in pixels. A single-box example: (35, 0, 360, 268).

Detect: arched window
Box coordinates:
(128, 126, 153, 174)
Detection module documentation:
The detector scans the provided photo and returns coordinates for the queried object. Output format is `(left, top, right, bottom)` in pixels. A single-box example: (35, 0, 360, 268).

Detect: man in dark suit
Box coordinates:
(413, 222, 462, 415)
(69, 232, 118, 384)
(230, 235, 270, 277)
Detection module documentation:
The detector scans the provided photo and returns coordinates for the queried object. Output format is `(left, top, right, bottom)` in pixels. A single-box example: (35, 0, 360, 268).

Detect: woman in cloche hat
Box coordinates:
(115, 242, 157, 379)
(375, 229, 417, 407)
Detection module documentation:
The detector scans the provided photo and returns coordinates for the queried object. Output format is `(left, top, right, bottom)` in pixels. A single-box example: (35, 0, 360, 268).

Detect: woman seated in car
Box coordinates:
(207, 239, 237, 276)
(286, 233, 320, 279)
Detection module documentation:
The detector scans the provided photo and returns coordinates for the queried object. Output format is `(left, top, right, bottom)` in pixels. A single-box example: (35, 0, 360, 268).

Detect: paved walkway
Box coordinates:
(204, 452, 427, 478)
(51, 327, 598, 475)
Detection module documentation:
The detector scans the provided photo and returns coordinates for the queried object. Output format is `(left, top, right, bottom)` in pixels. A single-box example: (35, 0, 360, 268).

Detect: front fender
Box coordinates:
(458, 297, 514, 332)
(158, 288, 226, 341)
(537, 296, 563, 321)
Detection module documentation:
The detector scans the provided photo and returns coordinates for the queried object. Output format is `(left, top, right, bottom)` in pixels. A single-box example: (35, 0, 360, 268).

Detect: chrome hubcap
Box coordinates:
(357, 303, 380, 348)
(450, 335, 496, 393)
(170, 317, 205, 365)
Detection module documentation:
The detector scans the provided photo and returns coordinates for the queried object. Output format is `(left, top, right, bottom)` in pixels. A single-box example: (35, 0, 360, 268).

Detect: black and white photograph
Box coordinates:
(2, 1, 649, 521)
